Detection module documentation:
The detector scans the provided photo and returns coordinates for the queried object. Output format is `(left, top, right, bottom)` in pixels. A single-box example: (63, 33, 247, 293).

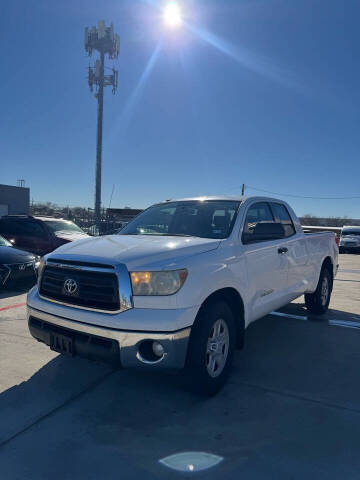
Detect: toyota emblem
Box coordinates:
(64, 278, 78, 295)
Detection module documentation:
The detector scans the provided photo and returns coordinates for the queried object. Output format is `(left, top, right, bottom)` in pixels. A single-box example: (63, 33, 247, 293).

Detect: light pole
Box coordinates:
(85, 21, 120, 228)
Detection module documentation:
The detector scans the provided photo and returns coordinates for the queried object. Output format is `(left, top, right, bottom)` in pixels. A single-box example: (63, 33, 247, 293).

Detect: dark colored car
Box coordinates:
(0, 216, 89, 256)
(0, 235, 40, 288)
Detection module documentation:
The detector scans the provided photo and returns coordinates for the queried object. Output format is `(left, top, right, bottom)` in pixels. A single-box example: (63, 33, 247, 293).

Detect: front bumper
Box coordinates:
(1, 262, 37, 286)
(27, 306, 191, 369)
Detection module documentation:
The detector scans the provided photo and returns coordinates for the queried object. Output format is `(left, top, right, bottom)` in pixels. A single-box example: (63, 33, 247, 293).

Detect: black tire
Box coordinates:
(305, 266, 332, 315)
(184, 301, 236, 396)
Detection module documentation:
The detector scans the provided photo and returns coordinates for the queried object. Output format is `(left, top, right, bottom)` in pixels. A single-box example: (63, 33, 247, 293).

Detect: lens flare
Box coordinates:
(163, 2, 182, 28)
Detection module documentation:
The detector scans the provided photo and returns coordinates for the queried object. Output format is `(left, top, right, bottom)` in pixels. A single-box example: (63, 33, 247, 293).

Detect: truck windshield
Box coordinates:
(120, 200, 240, 239)
(43, 220, 84, 234)
(342, 230, 360, 236)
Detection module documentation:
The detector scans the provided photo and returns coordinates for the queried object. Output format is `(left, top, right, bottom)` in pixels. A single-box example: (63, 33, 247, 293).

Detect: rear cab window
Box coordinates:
(270, 203, 296, 238)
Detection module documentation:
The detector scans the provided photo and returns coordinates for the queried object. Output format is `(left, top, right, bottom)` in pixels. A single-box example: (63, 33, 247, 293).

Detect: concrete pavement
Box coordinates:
(1, 254, 360, 479)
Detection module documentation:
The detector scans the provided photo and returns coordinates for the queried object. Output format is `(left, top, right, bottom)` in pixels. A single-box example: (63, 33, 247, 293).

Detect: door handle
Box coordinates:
(278, 247, 288, 254)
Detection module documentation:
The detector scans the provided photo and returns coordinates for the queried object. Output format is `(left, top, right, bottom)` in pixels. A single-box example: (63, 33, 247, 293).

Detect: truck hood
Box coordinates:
(0, 246, 36, 264)
(49, 234, 221, 269)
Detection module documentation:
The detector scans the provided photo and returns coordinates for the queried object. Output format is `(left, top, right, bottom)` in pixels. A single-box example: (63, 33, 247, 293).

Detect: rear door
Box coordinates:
(0, 219, 49, 255)
(241, 201, 289, 321)
(270, 202, 310, 298)
(20, 221, 50, 255)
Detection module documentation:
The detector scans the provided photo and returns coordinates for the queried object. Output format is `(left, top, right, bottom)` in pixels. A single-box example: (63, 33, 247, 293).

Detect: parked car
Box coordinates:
(0, 235, 40, 288)
(0, 215, 88, 256)
(88, 221, 127, 236)
(339, 226, 360, 253)
(113, 222, 128, 234)
(27, 196, 338, 394)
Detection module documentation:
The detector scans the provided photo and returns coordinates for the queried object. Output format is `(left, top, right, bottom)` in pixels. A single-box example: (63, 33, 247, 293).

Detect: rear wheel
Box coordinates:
(305, 266, 332, 315)
(185, 301, 236, 396)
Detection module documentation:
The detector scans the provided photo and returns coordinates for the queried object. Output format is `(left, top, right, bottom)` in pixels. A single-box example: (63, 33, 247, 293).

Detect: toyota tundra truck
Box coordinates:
(27, 196, 338, 394)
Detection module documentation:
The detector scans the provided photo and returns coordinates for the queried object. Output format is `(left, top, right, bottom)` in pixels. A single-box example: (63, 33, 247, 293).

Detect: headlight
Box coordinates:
(130, 269, 188, 296)
(34, 256, 41, 269)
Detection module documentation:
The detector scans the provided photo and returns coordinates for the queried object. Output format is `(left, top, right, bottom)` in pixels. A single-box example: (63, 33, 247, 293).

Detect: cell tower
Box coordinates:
(85, 21, 120, 227)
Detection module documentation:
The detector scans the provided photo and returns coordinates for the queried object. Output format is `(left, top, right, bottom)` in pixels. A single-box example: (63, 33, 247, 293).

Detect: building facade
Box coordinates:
(0, 184, 30, 217)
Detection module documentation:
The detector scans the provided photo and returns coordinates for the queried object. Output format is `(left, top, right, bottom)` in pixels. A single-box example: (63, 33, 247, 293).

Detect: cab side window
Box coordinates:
(270, 203, 296, 238)
(23, 221, 47, 237)
(242, 202, 274, 243)
(0, 220, 46, 237)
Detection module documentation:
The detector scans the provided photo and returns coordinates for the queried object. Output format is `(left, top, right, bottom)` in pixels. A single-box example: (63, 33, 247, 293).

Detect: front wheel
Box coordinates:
(185, 301, 236, 396)
(305, 267, 332, 315)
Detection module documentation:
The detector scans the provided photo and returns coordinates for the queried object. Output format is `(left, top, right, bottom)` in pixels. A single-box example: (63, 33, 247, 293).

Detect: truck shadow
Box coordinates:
(278, 300, 360, 322)
(0, 354, 113, 445)
(1, 304, 360, 445)
(235, 307, 360, 409)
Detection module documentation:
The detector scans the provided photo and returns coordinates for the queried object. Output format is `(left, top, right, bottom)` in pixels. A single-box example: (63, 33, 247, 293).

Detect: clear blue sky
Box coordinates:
(1, 0, 360, 217)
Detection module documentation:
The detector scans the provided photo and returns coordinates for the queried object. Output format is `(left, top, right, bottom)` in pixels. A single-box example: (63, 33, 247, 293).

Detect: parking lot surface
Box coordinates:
(1, 254, 360, 479)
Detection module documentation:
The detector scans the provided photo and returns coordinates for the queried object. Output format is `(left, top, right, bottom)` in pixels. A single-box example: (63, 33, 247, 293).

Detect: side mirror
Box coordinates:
(243, 222, 285, 244)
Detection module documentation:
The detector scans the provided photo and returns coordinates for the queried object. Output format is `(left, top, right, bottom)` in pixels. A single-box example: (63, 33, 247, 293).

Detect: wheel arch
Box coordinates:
(194, 287, 245, 349)
(321, 256, 334, 289)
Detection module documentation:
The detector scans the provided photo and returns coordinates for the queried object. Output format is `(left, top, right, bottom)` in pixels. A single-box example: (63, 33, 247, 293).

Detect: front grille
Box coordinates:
(39, 265, 120, 311)
(8, 262, 36, 281)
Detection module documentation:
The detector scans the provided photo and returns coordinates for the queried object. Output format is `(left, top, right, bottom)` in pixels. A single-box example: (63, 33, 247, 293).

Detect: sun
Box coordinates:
(163, 2, 182, 28)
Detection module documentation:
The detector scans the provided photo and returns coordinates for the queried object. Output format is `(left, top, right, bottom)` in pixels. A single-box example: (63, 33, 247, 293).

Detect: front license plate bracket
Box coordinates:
(50, 332, 74, 356)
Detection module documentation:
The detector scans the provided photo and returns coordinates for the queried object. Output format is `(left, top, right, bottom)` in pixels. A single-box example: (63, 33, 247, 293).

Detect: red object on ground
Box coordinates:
(0, 302, 26, 312)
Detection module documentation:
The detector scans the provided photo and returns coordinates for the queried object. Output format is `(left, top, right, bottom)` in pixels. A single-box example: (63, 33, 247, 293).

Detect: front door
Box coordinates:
(241, 202, 289, 321)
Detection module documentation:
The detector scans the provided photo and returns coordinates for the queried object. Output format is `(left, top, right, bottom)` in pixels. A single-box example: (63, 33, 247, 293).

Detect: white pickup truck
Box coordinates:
(27, 196, 338, 394)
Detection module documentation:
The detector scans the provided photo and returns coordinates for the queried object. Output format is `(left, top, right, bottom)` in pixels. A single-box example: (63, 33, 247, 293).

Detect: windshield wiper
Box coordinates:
(158, 233, 197, 237)
(121, 232, 200, 237)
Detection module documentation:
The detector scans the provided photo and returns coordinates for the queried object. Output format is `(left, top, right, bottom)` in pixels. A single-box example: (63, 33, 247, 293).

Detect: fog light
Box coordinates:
(152, 341, 165, 357)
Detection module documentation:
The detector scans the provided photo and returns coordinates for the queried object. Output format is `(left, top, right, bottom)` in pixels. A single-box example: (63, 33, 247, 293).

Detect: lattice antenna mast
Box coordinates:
(85, 21, 120, 227)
